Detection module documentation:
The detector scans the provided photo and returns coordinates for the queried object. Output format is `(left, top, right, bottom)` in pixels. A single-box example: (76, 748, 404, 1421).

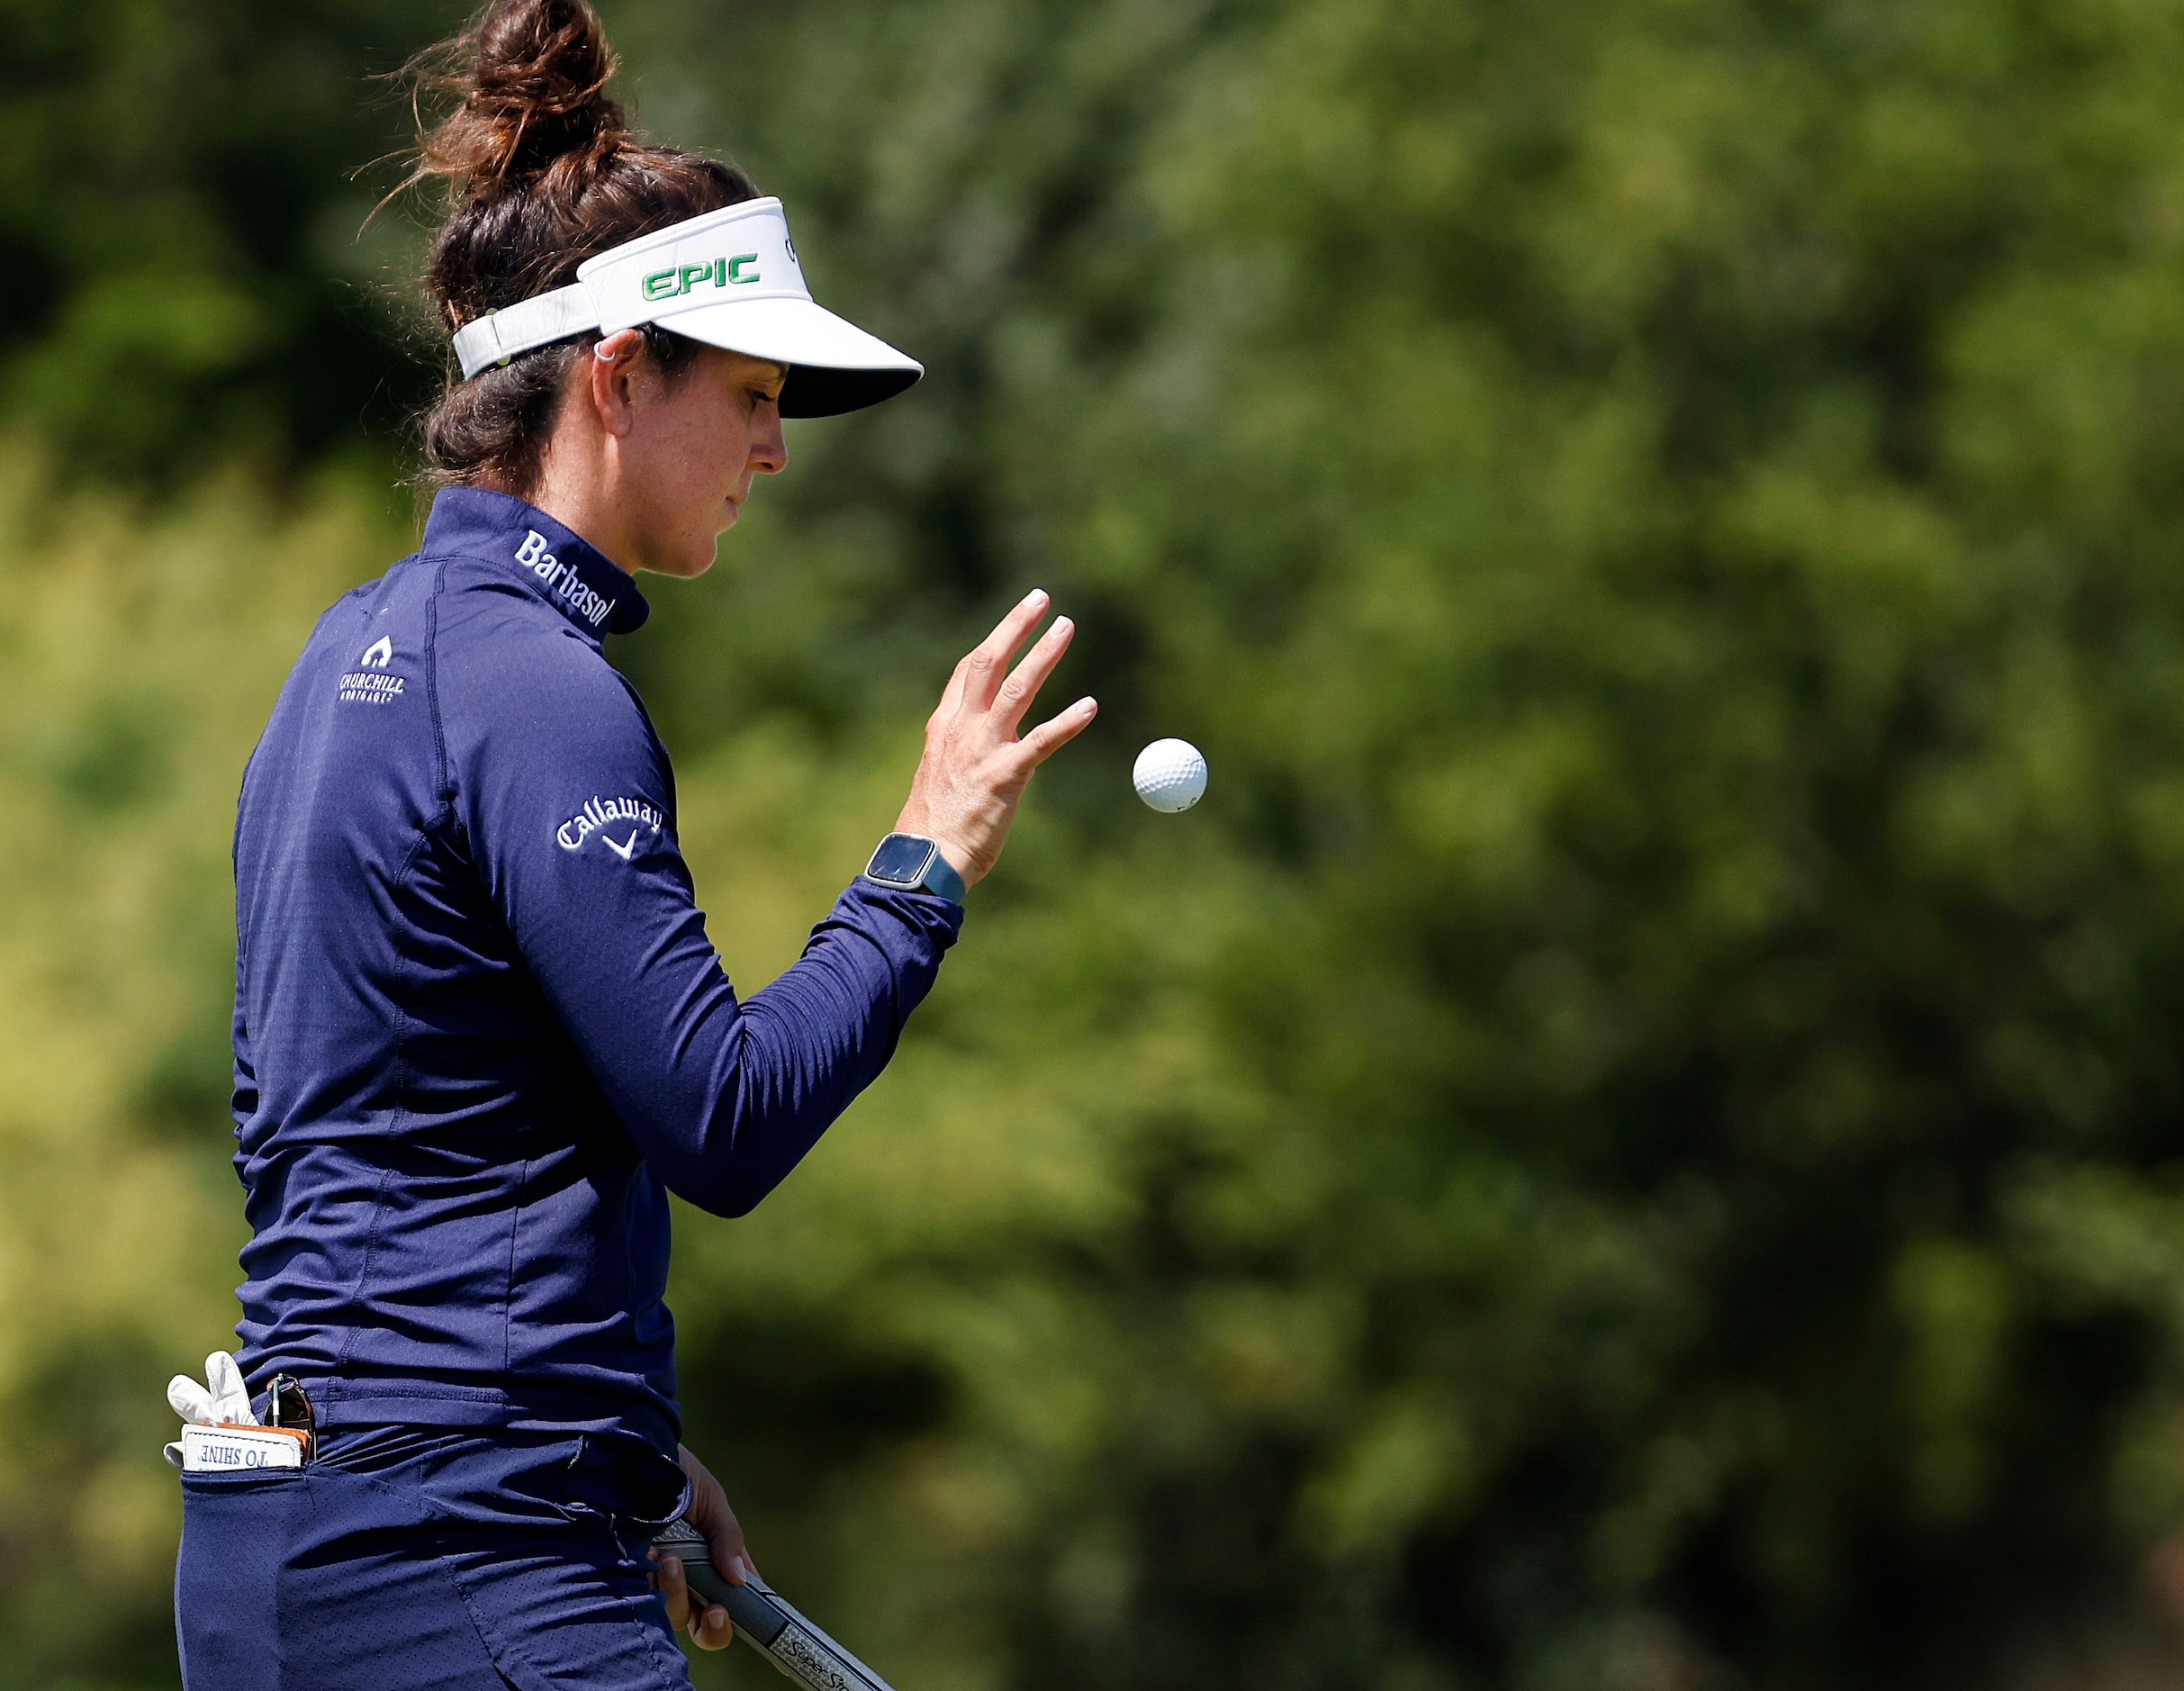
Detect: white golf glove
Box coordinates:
(163, 1351, 257, 1468)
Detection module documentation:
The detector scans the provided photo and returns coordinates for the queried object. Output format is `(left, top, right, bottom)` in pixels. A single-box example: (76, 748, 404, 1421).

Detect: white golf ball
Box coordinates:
(1133, 738, 1208, 813)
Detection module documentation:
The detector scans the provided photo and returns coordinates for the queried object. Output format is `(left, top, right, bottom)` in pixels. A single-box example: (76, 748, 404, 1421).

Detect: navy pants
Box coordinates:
(176, 1428, 695, 1691)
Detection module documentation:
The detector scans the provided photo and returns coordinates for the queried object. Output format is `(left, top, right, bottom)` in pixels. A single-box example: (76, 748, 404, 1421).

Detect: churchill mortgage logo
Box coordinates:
(513, 529, 618, 629)
(642, 253, 761, 300)
(557, 795, 664, 861)
(338, 634, 405, 705)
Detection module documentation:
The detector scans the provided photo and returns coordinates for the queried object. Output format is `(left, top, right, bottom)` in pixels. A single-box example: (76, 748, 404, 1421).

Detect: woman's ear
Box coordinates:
(588, 330, 647, 439)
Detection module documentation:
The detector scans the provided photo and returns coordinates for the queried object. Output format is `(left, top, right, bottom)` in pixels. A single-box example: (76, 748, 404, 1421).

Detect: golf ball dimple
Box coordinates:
(1133, 738, 1208, 813)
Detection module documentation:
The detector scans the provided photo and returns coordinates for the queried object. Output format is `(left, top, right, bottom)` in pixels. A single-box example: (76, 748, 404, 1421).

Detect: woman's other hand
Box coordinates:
(651, 1442, 754, 1650)
(896, 590, 1097, 887)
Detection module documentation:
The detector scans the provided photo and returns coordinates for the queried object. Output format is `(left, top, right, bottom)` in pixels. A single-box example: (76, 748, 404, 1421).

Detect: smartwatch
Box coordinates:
(862, 833, 967, 904)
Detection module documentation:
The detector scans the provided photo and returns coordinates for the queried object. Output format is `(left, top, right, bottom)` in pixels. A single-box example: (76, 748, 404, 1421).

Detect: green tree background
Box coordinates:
(8, 0, 2184, 1686)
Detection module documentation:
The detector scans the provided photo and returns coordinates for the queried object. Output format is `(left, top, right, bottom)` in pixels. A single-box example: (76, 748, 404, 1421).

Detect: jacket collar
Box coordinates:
(420, 487, 651, 638)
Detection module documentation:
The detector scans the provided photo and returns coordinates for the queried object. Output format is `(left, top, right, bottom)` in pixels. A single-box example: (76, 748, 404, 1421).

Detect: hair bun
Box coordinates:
(418, 0, 627, 195)
(406, 0, 760, 492)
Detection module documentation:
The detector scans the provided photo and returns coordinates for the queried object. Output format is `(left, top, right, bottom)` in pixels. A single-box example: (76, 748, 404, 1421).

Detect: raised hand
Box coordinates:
(894, 590, 1097, 887)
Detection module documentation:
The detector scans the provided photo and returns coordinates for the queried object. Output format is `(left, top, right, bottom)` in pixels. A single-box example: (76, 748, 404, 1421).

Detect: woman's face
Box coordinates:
(613, 344, 790, 578)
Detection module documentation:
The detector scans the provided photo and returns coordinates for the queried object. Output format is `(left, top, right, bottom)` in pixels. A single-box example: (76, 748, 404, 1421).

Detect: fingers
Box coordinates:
(650, 1551, 691, 1629)
(710, 1519, 753, 1584)
(689, 1602, 735, 1650)
(935, 653, 972, 719)
(902, 591, 1092, 886)
(1016, 696, 1099, 768)
(957, 589, 1051, 714)
(205, 1353, 253, 1424)
(649, 1551, 735, 1650)
(994, 616, 1076, 735)
(167, 1375, 214, 1424)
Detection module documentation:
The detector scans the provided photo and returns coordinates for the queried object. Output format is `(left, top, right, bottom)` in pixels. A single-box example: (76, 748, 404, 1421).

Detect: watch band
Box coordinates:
(862, 833, 967, 904)
(916, 846, 966, 904)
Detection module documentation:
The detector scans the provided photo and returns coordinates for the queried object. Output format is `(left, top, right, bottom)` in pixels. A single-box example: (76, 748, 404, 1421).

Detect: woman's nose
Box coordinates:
(754, 415, 789, 476)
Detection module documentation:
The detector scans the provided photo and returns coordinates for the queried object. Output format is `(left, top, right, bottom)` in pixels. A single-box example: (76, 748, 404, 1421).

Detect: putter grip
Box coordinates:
(650, 1521, 897, 1691)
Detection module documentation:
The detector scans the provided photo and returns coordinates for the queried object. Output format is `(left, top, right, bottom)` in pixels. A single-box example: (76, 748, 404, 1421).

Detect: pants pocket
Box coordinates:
(177, 1468, 509, 1691)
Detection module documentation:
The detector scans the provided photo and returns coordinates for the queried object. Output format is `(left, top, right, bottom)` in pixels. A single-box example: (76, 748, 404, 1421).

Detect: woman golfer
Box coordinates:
(170, 1, 1092, 1684)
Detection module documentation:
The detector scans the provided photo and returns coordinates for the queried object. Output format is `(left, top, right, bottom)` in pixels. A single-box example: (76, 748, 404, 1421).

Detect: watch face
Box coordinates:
(867, 833, 937, 885)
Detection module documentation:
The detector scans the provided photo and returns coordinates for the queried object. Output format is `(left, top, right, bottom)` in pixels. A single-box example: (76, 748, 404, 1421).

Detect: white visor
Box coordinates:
(449, 197, 922, 418)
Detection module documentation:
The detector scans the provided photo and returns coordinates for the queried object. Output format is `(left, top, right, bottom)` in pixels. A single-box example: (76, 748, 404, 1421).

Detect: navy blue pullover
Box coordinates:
(230, 487, 961, 1453)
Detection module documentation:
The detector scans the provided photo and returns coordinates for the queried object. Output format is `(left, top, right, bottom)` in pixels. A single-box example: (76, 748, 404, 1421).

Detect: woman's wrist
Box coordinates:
(890, 804, 977, 887)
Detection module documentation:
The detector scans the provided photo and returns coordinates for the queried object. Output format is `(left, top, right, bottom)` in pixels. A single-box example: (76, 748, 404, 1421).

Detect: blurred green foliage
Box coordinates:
(0, 0, 447, 476)
(14, 0, 2184, 1686)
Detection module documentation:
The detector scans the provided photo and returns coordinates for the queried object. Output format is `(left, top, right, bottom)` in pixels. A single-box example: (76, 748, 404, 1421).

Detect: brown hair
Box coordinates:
(406, 0, 757, 494)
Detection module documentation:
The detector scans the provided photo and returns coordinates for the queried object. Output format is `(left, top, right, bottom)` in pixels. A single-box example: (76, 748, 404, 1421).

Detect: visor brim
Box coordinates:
(665, 296, 924, 419)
